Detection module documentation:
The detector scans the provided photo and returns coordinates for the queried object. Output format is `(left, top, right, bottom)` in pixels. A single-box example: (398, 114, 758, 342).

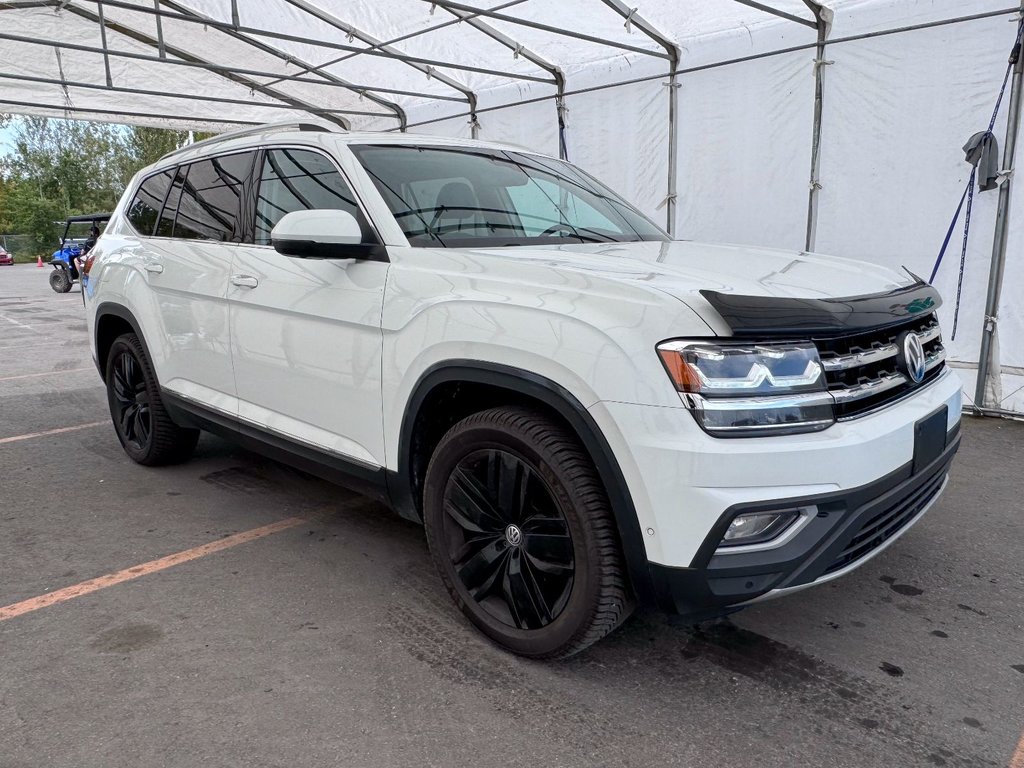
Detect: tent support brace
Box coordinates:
(153, 0, 165, 58)
(96, 0, 113, 87)
(733, 0, 817, 29)
(975, 5, 1024, 409)
(804, 1, 832, 252)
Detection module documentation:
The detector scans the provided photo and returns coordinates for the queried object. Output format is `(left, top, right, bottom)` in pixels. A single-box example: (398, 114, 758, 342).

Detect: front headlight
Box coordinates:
(656, 341, 835, 437)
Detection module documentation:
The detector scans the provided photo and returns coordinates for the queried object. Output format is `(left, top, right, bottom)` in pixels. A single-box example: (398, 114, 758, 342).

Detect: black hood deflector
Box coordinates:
(700, 282, 941, 338)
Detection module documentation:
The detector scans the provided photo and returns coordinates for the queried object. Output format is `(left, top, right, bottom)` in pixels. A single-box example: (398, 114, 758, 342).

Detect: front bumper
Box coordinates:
(648, 422, 960, 616)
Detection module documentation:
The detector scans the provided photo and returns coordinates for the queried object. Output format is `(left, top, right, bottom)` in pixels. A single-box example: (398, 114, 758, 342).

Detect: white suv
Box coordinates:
(84, 123, 962, 658)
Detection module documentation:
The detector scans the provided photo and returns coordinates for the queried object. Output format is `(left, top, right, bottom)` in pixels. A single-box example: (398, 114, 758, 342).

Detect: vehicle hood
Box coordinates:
(458, 239, 914, 332)
(464, 240, 910, 298)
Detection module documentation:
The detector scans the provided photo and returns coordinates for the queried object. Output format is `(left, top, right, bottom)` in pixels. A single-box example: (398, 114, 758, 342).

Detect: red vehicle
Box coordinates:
(0, 247, 14, 266)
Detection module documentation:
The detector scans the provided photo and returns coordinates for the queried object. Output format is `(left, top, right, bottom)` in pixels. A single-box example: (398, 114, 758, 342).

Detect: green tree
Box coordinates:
(0, 116, 218, 258)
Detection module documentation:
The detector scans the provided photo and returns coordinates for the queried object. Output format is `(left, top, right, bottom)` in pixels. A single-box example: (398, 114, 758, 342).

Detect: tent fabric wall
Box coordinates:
(564, 77, 669, 222)
(1, 0, 1022, 415)
(812, 12, 1018, 409)
(673, 49, 814, 250)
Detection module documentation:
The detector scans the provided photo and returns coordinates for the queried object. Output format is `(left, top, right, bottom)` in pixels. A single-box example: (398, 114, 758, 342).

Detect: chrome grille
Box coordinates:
(815, 314, 946, 419)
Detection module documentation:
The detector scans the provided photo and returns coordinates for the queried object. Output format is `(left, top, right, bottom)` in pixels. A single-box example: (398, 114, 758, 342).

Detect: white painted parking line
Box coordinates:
(0, 421, 106, 445)
(0, 341, 78, 351)
(0, 314, 39, 333)
(0, 368, 92, 382)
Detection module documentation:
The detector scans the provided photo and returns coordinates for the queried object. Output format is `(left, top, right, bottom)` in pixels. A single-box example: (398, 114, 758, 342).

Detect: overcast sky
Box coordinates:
(0, 122, 17, 158)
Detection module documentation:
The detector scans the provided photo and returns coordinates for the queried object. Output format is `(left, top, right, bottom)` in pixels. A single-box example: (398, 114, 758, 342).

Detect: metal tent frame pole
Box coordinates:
(599, 0, 681, 235)
(975, 5, 1024, 409)
(804, 1, 832, 252)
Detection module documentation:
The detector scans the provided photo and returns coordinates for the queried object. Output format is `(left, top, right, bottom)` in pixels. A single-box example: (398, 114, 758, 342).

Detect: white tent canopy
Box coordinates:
(2, 0, 1022, 415)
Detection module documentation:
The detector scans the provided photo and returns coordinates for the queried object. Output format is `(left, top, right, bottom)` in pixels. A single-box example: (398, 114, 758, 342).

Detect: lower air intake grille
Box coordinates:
(824, 468, 946, 575)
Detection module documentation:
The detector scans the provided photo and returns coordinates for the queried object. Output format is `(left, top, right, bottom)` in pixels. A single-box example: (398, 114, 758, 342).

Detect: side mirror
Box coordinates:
(270, 209, 386, 261)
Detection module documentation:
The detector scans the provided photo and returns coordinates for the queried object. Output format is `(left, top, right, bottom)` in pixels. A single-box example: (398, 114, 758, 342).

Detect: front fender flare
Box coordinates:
(392, 360, 655, 603)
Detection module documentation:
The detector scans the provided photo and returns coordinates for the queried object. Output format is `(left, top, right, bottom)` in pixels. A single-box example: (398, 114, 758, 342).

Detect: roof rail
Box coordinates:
(158, 121, 333, 162)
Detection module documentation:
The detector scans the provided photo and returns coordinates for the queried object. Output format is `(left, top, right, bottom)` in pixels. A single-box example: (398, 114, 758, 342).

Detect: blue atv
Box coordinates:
(49, 212, 111, 293)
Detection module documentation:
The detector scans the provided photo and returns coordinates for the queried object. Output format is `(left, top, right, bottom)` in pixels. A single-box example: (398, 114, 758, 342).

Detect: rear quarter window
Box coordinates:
(125, 170, 174, 236)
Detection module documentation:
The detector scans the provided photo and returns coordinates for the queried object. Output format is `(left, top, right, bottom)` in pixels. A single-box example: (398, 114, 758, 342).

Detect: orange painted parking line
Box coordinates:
(0, 367, 92, 382)
(0, 421, 106, 445)
(1010, 731, 1024, 768)
(0, 517, 305, 622)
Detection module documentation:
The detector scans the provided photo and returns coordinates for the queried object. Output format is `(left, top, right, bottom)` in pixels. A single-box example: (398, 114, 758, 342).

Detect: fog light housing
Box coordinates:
(721, 510, 800, 546)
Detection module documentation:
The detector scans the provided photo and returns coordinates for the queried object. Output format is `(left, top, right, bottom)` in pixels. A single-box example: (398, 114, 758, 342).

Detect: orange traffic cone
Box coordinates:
(37, 255, 43, 267)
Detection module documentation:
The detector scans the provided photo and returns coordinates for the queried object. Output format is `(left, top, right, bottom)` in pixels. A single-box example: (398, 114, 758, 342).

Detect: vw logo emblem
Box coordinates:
(899, 331, 927, 384)
(504, 524, 523, 547)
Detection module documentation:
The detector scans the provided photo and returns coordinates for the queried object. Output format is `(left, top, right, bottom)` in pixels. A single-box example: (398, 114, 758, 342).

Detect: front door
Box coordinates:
(228, 147, 389, 468)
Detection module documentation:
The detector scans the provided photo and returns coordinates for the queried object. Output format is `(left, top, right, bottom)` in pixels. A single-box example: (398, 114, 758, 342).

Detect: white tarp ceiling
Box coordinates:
(1, 0, 1022, 416)
(0, 1, 826, 131)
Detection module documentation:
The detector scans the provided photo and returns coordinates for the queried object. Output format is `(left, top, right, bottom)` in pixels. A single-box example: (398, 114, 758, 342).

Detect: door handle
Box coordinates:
(230, 274, 259, 289)
(144, 263, 164, 274)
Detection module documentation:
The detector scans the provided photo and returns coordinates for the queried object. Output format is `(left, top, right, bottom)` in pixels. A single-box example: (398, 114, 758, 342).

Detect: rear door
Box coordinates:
(125, 154, 254, 413)
(227, 146, 389, 468)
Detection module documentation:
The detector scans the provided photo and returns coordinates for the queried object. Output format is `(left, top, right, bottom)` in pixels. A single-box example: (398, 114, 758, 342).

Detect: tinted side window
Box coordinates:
(174, 152, 254, 242)
(254, 149, 368, 246)
(155, 167, 187, 238)
(126, 170, 173, 236)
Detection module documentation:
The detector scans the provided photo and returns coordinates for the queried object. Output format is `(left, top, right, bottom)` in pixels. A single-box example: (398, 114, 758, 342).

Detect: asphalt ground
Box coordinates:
(0, 262, 1022, 768)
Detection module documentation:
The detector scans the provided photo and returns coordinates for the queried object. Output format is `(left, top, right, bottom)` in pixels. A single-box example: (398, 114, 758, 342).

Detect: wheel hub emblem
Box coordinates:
(899, 331, 927, 384)
(504, 524, 523, 547)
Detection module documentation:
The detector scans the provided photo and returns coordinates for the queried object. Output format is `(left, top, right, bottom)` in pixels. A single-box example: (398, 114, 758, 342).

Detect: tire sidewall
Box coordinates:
(49, 270, 70, 293)
(424, 419, 604, 657)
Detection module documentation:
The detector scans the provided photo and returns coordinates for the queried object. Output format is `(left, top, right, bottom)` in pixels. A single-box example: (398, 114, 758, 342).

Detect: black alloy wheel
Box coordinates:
(104, 333, 199, 466)
(424, 406, 633, 659)
(110, 350, 152, 453)
(443, 448, 575, 631)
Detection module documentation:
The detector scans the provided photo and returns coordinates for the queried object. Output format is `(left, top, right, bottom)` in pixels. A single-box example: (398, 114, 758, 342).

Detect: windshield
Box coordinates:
(350, 144, 668, 248)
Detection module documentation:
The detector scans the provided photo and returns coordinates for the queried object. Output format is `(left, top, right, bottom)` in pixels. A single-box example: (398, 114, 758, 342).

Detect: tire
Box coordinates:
(105, 333, 199, 466)
(49, 269, 72, 293)
(423, 406, 634, 659)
